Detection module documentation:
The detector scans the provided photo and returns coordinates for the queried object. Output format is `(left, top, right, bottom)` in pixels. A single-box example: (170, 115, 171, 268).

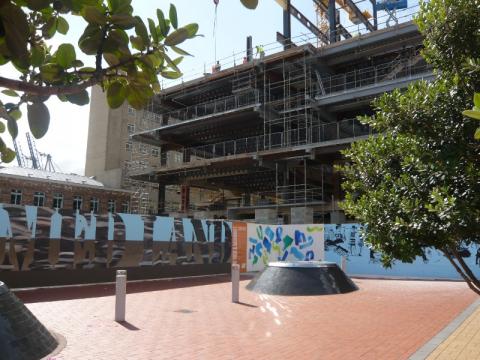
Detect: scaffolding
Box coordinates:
(125, 18, 431, 217)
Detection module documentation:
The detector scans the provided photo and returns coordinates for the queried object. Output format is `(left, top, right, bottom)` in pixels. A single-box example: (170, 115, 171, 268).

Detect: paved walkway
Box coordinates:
(426, 301, 480, 360)
(18, 277, 477, 360)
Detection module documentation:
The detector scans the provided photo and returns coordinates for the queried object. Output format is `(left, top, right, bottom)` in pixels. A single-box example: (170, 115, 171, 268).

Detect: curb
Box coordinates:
(409, 298, 480, 359)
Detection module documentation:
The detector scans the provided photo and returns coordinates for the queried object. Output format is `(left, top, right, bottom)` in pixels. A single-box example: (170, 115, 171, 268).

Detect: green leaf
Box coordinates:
(107, 81, 126, 108)
(1, 148, 17, 163)
(0, 3, 30, 67)
(43, 17, 57, 39)
(0, 121, 4, 133)
(164, 53, 180, 72)
(164, 28, 189, 46)
(1, 90, 19, 97)
(7, 116, 18, 139)
(183, 23, 199, 38)
(110, 14, 138, 29)
(240, 0, 258, 9)
(474, 93, 480, 108)
(108, 0, 132, 14)
(56, 43, 76, 68)
(475, 128, 480, 140)
(103, 52, 120, 66)
(40, 63, 63, 82)
(30, 45, 46, 67)
(157, 9, 168, 36)
(26, 0, 51, 11)
(82, 6, 106, 25)
(148, 18, 158, 43)
(169, 4, 178, 29)
(462, 110, 480, 121)
(66, 90, 90, 105)
(135, 17, 150, 47)
(78, 25, 103, 55)
(171, 45, 192, 57)
(9, 109, 21, 120)
(126, 84, 153, 109)
(27, 102, 50, 139)
(130, 35, 145, 51)
(161, 71, 182, 79)
(57, 16, 69, 34)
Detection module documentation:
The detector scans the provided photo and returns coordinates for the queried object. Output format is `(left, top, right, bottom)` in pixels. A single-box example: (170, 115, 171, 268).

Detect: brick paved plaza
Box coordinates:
(14, 276, 477, 360)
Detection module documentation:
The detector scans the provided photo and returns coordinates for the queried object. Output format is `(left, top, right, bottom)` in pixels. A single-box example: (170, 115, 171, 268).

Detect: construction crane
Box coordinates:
(12, 139, 25, 167)
(25, 132, 42, 170)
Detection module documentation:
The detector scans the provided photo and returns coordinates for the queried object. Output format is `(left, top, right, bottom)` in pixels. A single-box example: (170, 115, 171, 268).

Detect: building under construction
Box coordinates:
(88, 0, 434, 223)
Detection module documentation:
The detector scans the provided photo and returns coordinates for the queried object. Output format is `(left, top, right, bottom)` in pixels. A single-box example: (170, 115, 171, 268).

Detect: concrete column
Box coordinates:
(255, 208, 277, 224)
(290, 207, 314, 224)
(330, 210, 346, 224)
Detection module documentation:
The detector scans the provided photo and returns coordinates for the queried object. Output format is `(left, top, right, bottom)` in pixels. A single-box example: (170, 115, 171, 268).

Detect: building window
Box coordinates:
(53, 193, 63, 209)
(73, 196, 83, 211)
(107, 200, 116, 213)
(90, 197, 99, 213)
(140, 144, 148, 154)
(33, 192, 45, 207)
(126, 141, 132, 152)
(121, 201, 130, 213)
(127, 124, 135, 134)
(151, 148, 160, 157)
(128, 106, 136, 116)
(10, 189, 22, 205)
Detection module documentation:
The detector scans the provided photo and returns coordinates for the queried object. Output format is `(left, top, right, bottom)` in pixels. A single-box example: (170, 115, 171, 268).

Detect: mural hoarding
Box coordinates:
(246, 223, 324, 272)
(0, 204, 232, 272)
(324, 224, 480, 280)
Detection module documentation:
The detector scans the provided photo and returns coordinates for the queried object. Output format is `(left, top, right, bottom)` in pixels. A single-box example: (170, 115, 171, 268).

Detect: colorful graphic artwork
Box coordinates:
(0, 204, 232, 271)
(324, 223, 480, 280)
(246, 224, 324, 272)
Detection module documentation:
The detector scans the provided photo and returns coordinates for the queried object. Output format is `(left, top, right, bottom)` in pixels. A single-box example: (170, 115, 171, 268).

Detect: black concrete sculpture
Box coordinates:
(246, 261, 358, 296)
(0, 281, 58, 360)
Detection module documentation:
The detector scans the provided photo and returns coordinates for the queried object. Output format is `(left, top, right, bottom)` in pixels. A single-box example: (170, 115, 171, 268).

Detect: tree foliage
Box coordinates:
(340, 0, 480, 293)
(0, 0, 200, 162)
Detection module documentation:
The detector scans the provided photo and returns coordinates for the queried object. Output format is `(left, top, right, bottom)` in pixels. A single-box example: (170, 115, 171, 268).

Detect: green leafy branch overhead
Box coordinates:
(462, 93, 480, 140)
(0, 0, 200, 163)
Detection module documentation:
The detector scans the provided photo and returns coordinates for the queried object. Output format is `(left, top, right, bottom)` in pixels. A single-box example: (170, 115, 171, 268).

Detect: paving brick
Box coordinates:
(21, 277, 477, 360)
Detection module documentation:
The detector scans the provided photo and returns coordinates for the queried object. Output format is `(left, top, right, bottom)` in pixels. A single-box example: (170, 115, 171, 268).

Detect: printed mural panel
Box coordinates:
(324, 223, 480, 280)
(246, 224, 324, 272)
(0, 204, 232, 271)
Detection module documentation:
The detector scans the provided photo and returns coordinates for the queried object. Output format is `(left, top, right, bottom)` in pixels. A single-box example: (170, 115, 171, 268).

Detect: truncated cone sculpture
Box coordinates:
(246, 261, 358, 296)
(0, 281, 58, 360)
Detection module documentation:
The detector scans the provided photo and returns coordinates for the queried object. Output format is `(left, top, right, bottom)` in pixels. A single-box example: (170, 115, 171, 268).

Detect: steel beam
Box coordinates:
(343, 0, 375, 32)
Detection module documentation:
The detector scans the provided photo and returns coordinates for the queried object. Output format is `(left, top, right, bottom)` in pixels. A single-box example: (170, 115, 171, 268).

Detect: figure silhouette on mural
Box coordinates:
(357, 226, 364, 256)
(349, 226, 357, 255)
(324, 224, 348, 257)
(475, 248, 480, 267)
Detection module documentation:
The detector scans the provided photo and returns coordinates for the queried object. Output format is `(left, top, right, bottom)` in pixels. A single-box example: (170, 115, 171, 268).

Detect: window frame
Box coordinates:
(73, 195, 83, 211)
(33, 191, 45, 207)
(10, 189, 22, 205)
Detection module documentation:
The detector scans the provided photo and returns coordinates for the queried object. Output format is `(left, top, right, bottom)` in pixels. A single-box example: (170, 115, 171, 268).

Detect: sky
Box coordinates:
(0, 0, 419, 175)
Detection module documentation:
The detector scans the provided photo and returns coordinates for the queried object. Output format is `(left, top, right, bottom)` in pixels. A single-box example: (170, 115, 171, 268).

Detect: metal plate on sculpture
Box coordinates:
(246, 261, 358, 296)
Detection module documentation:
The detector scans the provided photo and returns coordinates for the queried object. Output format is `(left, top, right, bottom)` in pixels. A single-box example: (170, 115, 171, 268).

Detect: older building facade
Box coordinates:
(0, 167, 131, 214)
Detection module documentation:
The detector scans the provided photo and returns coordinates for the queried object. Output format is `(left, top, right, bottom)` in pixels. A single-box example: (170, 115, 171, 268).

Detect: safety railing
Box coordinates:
(150, 90, 261, 128)
(320, 59, 431, 96)
(181, 118, 371, 163)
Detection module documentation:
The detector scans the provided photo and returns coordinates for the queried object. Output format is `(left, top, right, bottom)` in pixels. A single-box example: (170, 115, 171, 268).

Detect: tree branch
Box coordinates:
(442, 247, 480, 295)
(0, 76, 98, 96)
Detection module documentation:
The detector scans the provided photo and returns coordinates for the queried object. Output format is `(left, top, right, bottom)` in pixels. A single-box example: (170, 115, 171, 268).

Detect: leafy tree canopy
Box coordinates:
(340, 0, 480, 293)
(0, 0, 202, 163)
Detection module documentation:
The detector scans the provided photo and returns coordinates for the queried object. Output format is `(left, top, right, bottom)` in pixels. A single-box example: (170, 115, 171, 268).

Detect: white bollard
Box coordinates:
(115, 269, 127, 322)
(231, 264, 240, 303)
(341, 256, 347, 272)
